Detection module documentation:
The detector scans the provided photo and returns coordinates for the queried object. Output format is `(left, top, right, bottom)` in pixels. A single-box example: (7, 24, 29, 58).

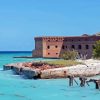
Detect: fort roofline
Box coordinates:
(34, 34, 99, 39)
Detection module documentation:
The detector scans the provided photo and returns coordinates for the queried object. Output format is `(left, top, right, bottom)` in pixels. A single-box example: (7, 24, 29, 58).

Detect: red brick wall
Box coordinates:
(32, 38, 43, 57)
(32, 35, 100, 59)
(42, 37, 63, 58)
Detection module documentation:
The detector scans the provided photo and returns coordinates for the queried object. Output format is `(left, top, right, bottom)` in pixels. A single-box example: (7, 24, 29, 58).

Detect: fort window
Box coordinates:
(86, 45, 89, 49)
(56, 40, 58, 42)
(66, 46, 67, 48)
(62, 45, 65, 49)
(48, 53, 50, 55)
(71, 45, 75, 49)
(47, 46, 50, 49)
(56, 53, 58, 55)
(78, 45, 82, 49)
(55, 45, 58, 48)
(48, 40, 50, 42)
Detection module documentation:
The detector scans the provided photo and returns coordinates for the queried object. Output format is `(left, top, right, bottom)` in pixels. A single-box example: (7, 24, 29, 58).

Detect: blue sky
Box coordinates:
(0, 0, 100, 51)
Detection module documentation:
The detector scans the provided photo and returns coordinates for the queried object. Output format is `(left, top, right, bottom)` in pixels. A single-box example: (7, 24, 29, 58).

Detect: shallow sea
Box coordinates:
(0, 52, 100, 100)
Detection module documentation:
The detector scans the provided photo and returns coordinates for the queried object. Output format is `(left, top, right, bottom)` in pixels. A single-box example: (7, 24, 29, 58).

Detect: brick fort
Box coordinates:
(32, 34, 100, 59)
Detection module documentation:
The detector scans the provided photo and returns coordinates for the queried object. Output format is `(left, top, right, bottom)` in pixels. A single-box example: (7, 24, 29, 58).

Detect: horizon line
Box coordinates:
(0, 51, 32, 52)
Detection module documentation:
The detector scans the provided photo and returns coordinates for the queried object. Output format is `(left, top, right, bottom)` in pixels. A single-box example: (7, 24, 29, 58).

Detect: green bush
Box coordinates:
(93, 40, 100, 58)
(60, 50, 78, 60)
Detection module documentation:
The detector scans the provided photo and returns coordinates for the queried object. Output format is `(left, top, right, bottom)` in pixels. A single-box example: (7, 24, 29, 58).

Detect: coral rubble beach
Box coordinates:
(3, 59, 100, 79)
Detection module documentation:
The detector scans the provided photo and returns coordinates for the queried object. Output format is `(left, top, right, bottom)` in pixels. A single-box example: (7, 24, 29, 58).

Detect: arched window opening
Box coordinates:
(78, 45, 82, 49)
(56, 53, 58, 55)
(47, 46, 50, 49)
(72, 45, 75, 49)
(55, 45, 58, 48)
(48, 53, 50, 55)
(86, 45, 89, 49)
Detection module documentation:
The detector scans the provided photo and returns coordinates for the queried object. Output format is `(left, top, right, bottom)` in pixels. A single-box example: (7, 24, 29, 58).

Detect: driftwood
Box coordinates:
(79, 76, 87, 87)
(87, 79, 100, 89)
(67, 75, 78, 86)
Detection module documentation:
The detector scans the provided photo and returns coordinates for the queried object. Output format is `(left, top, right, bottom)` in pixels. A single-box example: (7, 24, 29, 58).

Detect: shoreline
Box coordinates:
(3, 59, 100, 79)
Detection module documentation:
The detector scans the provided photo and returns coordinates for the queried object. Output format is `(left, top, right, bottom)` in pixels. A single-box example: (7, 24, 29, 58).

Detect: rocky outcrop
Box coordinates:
(3, 59, 100, 79)
(22, 68, 40, 79)
(12, 66, 23, 75)
(3, 64, 14, 70)
(3, 62, 41, 79)
(41, 65, 100, 79)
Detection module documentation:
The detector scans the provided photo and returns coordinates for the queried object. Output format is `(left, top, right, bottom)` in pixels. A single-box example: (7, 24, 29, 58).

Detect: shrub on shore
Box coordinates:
(93, 40, 100, 59)
(60, 50, 78, 60)
(45, 60, 81, 67)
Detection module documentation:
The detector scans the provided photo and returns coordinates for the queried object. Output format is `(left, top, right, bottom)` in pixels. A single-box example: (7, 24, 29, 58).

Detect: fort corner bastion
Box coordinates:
(32, 34, 100, 59)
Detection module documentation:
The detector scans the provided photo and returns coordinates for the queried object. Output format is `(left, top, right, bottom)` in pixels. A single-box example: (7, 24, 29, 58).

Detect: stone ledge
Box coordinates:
(3, 60, 100, 79)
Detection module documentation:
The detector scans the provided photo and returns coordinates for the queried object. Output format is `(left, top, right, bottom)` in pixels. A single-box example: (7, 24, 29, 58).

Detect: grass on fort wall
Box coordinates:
(44, 60, 82, 67)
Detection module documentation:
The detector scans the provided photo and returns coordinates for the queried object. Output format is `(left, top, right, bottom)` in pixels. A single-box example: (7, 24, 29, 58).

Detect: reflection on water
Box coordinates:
(0, 52, 100, 100)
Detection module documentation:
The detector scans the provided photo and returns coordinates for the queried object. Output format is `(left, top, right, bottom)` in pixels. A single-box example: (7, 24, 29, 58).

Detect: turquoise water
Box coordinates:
(0, 52, 100, 100)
